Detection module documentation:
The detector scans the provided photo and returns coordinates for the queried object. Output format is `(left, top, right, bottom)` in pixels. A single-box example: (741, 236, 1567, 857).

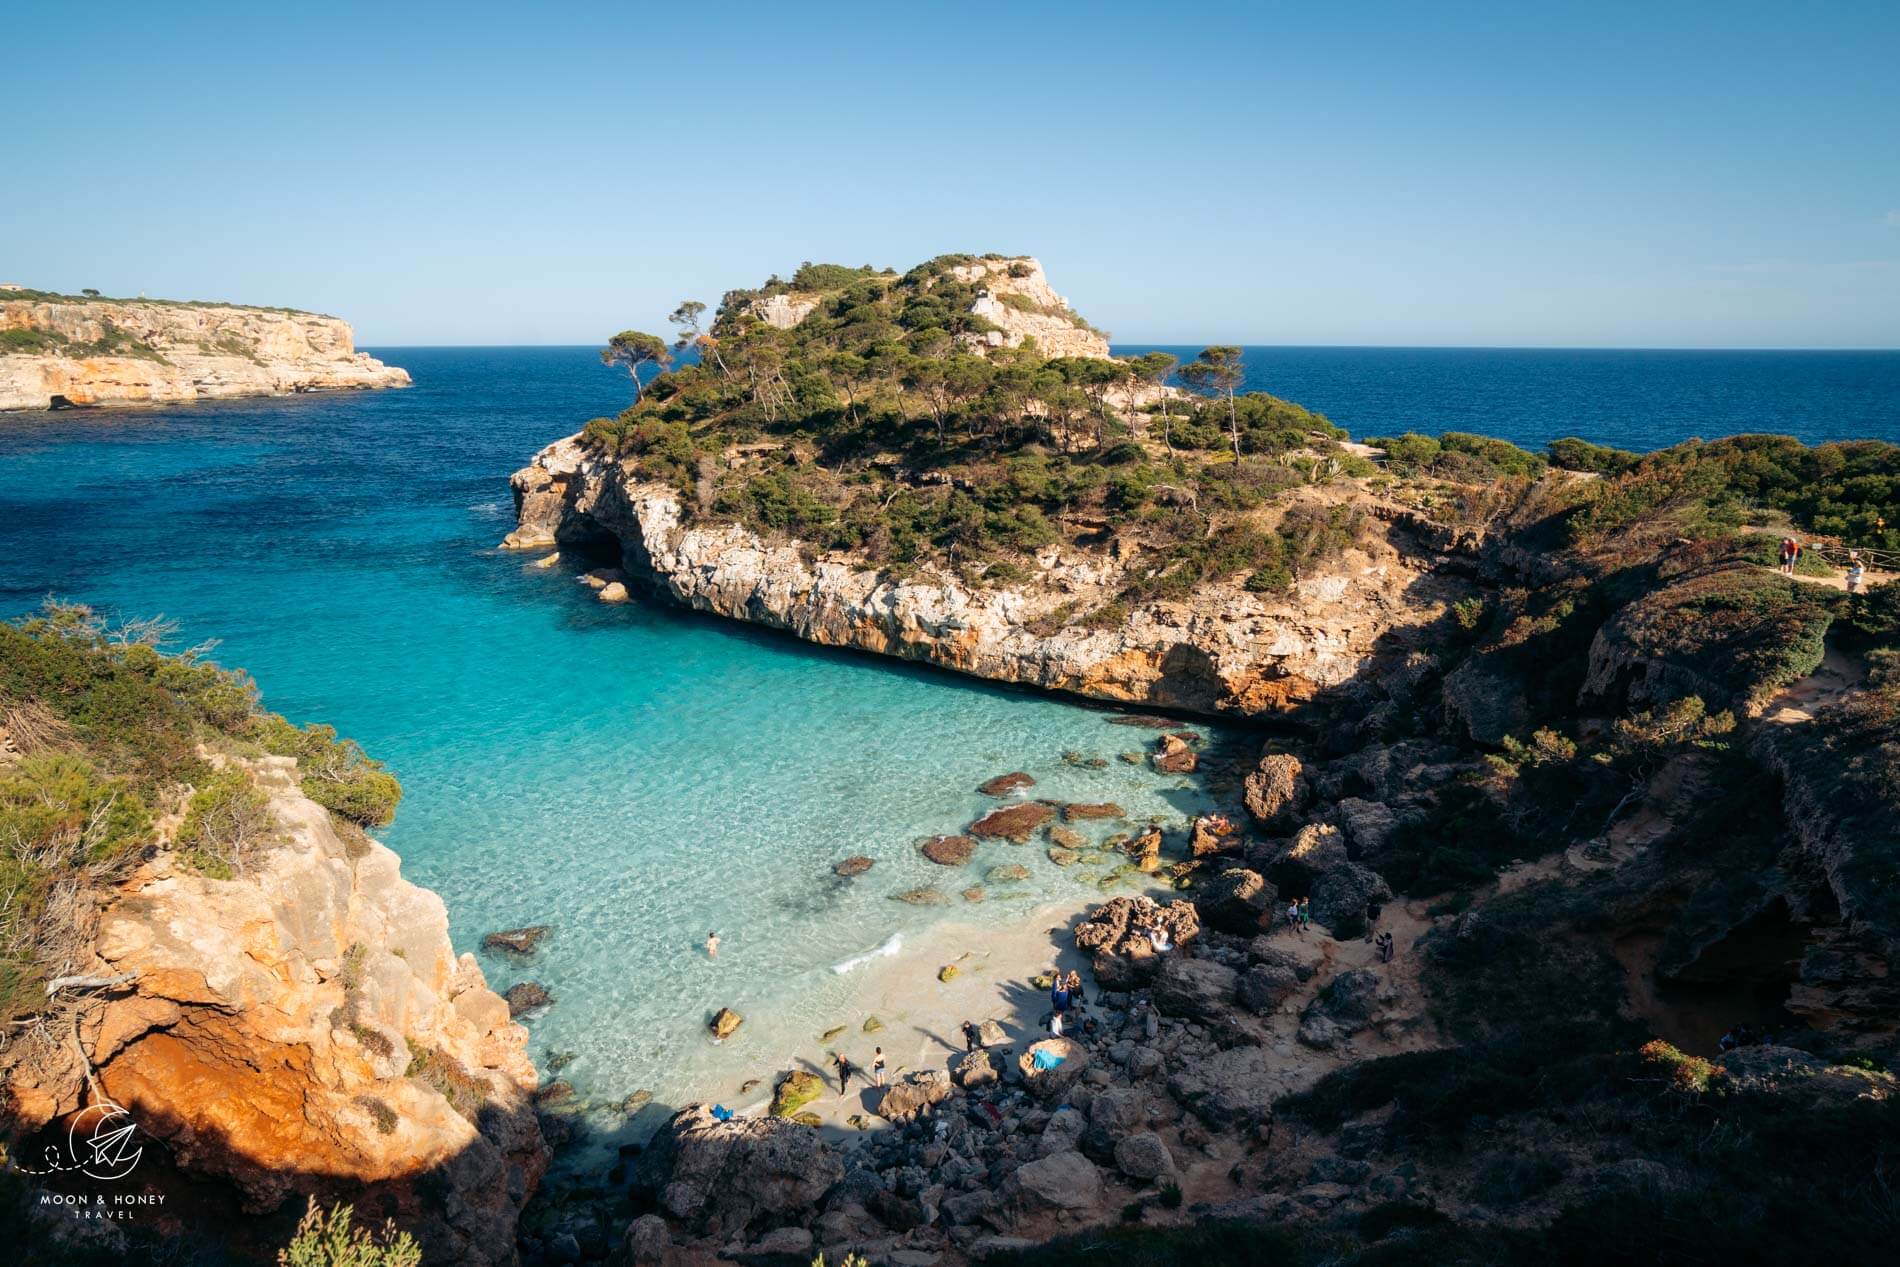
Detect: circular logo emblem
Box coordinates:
(68, 1101, 144, 1182)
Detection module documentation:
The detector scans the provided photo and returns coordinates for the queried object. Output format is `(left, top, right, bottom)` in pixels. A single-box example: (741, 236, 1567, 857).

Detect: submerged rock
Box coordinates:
(970, 802, 1056, 841)
(1152, 734, 1197, 774)
(979, 772, 1036, 796)
(986, 863, 1031, 883)
(920, 834, 978, 866)
(1063, 802, 1124, 821)
(891, 887, 950, 905)
(482, 925, 550, 955)
(708, 1007, 743, 1040)
(833, 855, 875, 876)
(503, 982, 552, 1017)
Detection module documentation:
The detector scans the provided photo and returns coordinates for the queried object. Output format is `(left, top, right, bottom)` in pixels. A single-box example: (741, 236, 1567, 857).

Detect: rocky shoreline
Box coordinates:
(504, 434, 1463, 718)
(0, 294, 409, 411)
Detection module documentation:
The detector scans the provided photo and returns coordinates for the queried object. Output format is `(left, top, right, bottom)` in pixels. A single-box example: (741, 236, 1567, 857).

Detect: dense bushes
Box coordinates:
(0, 603, 402, 1020)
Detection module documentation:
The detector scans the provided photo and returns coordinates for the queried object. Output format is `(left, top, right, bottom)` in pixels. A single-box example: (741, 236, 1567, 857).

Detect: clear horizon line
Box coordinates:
(356, 340, 1900, 353)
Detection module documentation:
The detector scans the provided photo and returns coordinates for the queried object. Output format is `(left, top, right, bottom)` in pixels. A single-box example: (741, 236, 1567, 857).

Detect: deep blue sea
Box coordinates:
(2, 345, 1893, 1139)
(1121, 345, 1900, 450)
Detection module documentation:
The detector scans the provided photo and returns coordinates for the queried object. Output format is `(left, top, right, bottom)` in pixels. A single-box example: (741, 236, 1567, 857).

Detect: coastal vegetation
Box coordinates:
(576, 255, 1367, 596)
(0, 601, 400, 1020)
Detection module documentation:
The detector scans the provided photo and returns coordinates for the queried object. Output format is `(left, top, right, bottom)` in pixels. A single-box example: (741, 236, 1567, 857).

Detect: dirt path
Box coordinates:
(1760, 643, 1865, 725)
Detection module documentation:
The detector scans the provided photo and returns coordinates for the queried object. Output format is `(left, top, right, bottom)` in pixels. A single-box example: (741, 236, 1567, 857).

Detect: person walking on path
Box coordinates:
(1287, 899, 1302, 935)
(871, 1047, 886, 1087)
(1847, 553, 1866, 595)
(833, 1051, 855, 1094)
(1299, 897, 1312, 931)
(1779, 538, 1798, 576)
(1376, 931, 1395, 963)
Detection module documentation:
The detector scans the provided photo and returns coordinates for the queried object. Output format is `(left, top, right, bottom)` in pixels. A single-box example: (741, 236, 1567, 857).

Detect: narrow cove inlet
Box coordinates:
(0, 347, 1241, 1158)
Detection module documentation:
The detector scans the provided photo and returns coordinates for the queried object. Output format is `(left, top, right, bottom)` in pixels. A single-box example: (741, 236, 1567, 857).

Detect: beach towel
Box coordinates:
(1031, 1049, 1068, 1072)
(710, 1104, 733, 1122)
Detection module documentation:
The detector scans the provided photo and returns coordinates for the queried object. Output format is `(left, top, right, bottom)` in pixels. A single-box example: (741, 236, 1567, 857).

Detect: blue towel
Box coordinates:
(1031, 1049, 1067, 1072)
(711, 1104, 733, 1122)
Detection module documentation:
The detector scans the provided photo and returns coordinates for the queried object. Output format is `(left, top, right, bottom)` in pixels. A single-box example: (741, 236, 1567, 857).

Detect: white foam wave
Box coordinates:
(831, 932, 902, 975)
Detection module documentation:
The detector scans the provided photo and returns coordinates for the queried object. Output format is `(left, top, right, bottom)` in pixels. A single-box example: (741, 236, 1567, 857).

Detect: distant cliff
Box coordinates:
(0, 290, 409, 411)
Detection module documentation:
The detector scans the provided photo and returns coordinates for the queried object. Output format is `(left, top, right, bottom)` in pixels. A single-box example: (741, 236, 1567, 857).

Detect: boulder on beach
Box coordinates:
(1153, 956, 1239, 1020)
(970, 802, 1056, 841)
(1114, 1131, 1178, 1183)
(482, 925, 550, 955)
(1195, 867, 1276, 935)
(636, 1105, 842, 1237)
(1152, 734, 1197, 774)
(979, 772, 1036, 796)
(1005, 1149, 1103, 1212)
(1310, 862, 1394, 930)
(977, 1018, 1008, 1047)
(1262, 821, 1349, 886)
(919, 834, 978, 866)
(1189, 813, 1239, 858)
(877, 1069, 953, 1123)
(938, 964, 961, 982)
(1019, 1037, 1090, 1100)
(1062, 802, 1124, 821)
(770, 1070, 824, 1117)
(956, 1048, 1003, 1089)
(502, 982, 552, 1017)
(1244, 752, 1309, 827)
(708, 1007, 743, 1040)
(833, 855, 875, 876)
(1074, 896, 1201, 988)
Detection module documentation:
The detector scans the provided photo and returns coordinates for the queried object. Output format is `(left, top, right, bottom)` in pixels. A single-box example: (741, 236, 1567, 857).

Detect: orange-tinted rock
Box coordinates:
(970, 802, 1056, 841)
(978, 772, 1036, 796)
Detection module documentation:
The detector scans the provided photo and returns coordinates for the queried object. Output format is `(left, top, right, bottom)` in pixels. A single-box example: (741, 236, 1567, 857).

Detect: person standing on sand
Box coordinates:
(833, 1051, 854, 1094)
(1300, 897, 1312, 930)
(705, 932, 720, 959)
(1287, 899, 1302, 935)
(961, 1020, 981, 1053)
(872, 1047, 885, 1087)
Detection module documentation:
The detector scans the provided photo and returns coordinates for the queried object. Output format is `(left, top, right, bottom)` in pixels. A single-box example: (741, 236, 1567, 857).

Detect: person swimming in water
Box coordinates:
(705, 931, 720, 959)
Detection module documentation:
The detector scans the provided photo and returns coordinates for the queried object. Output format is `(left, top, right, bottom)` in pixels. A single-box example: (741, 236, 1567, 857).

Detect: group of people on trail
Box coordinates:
(1375, 931, 1395, 963)
(1780, 537, 1874, 594)
(1285, 896, 1313, 933)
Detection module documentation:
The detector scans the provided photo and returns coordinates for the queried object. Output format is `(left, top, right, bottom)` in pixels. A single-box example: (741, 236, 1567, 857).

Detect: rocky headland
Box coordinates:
(0, 288, 409, 411)
(489, 254, 1900, 1266)
(0, 607, 543, 1264)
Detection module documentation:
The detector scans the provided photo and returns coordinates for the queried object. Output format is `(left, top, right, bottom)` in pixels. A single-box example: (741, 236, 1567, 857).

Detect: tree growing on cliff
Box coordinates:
(601, 330, 672, 404)
(1127, 351, 1180, 452)
(1180, 346, 1246, 460)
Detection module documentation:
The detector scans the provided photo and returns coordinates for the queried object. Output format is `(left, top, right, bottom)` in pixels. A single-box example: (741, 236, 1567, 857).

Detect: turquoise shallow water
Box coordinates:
(8, 345, 1889, 1147)
(0, 349, 1222, 1143)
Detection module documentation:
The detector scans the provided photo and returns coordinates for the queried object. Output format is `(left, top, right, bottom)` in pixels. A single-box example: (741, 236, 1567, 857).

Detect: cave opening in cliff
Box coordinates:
(1641, 899, 1809, 1051)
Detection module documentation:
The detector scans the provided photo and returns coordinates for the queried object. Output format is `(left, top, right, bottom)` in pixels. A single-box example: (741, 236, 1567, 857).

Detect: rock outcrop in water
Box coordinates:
(0, 291, 409, 411)
(2, 755, 544, 1265)
(504, 434, 1457, 717)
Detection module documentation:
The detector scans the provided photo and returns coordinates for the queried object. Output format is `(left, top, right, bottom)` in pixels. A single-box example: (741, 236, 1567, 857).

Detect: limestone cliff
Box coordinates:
(0, 294, 409, 411)
(2, 755, 544, 1265)
(504, 434, 1457, 717)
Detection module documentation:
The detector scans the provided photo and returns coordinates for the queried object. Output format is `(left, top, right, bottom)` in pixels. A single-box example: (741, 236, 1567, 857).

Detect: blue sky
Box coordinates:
(5, 1, 1897, 348)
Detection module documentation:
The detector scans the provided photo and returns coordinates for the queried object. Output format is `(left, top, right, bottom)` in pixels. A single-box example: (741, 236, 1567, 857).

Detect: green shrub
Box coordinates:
(175, 767, 275, 878)
(277, 1198, 420, 1267)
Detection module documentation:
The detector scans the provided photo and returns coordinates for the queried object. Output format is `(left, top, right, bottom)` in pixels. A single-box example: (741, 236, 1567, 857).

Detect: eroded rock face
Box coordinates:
(0, 298, 409, 411)
(1152, 957, 1239, 1020)
(877, 1069, 954, 1123)
(1195, 868, 1276, 935)
(3, 756, 543, 1266)
(971, 803, 1056, 841)
(639, 1105, 843, 1239)
(505, 436, 1451, 718)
